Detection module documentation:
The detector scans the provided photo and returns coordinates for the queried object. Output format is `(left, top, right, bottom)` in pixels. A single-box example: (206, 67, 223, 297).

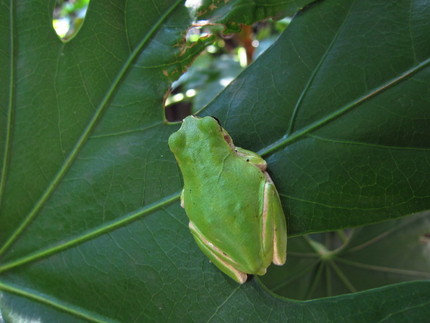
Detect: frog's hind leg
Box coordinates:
(262, 174, 287, 266)
(189, 221, 248, 284)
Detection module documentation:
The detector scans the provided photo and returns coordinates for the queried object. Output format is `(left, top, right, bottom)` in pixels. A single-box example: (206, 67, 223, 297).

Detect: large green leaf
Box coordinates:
(1, 0, 429, 321)
(203, 0, 430, 235)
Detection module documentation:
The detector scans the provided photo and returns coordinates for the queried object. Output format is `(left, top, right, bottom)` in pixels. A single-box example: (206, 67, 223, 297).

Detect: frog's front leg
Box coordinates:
(180, 189, 185, 208)
(188, 222, 248, 284)
(262, 173, 287, 265)
(234, 147, 267, 170)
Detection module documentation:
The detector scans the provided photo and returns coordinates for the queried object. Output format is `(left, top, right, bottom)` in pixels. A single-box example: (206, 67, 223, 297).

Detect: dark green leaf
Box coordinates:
(1, 0, 429, 321)
(203, 0, 430, 234)
(262, 212, 430, 299)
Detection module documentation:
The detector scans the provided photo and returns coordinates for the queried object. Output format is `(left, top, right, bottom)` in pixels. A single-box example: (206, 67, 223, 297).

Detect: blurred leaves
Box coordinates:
(195, 0, 314, 33)
(168, 52, 243, 113)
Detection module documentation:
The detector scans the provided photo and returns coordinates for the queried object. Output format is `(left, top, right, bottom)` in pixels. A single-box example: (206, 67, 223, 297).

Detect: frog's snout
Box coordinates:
(168, 130, 185, 153)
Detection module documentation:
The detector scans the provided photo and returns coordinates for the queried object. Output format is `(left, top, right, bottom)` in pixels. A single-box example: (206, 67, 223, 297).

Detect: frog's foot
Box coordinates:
(262, 174, 287, 266)
(189, 221, 248, 284)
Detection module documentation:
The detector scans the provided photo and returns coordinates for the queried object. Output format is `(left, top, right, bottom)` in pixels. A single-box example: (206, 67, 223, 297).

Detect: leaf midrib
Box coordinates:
(0, 0, 184, 257)
(259, 56, 430, 157)
(335, 258, 430, 278)
(6, 58, 427, 270)
(0, 280, 117, 323)
(286, 0, 352, 136)
(0, 192, 180, 273)
(0, 0, 15, 212)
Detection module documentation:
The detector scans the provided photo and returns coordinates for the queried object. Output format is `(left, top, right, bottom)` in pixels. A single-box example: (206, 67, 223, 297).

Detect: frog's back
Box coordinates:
(183, 151, 270, 274)
(169, 116, 273, 273)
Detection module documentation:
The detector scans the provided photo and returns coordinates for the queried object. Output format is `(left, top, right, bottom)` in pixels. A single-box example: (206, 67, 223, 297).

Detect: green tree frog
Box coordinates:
(168, 116, 287, 283)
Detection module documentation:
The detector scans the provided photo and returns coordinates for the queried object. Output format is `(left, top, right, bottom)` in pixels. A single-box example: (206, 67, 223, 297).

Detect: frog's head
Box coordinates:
(168, 116, 234, 157)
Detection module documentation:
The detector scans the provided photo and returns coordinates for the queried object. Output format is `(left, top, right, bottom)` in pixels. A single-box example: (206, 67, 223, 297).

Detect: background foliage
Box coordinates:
(1, 0, 429, 321)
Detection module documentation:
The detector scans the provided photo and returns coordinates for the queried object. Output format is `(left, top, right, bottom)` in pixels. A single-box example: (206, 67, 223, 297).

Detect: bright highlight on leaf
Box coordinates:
(52, 0, 89, 40)
(52, 19, 70, 38)
(237, 47, 247, 67)
(185, 0, 203, 11)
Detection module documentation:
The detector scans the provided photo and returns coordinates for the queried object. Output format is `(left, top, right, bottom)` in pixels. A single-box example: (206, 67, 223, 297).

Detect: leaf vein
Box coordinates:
(0, 192, 180, 273)
(0, 0, 16, 209)
(335, 258, 430, 278)
(0, 280, 117, 323)
(287, 2, 353, 135)
(259, 56, 430, 157)
(0, 0, 184, 257)
(308, 134, 430, 151)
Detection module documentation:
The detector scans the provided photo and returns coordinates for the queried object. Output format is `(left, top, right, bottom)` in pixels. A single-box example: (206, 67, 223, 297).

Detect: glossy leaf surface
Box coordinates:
(1, 0, 429, 321)
(262, 212, 430, 299)
(203, 0, 430, 234)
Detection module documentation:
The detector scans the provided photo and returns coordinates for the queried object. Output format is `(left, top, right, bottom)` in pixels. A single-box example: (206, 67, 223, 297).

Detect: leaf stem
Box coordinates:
(328, 260, 357, 293)
(305, 261, 325, 299)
